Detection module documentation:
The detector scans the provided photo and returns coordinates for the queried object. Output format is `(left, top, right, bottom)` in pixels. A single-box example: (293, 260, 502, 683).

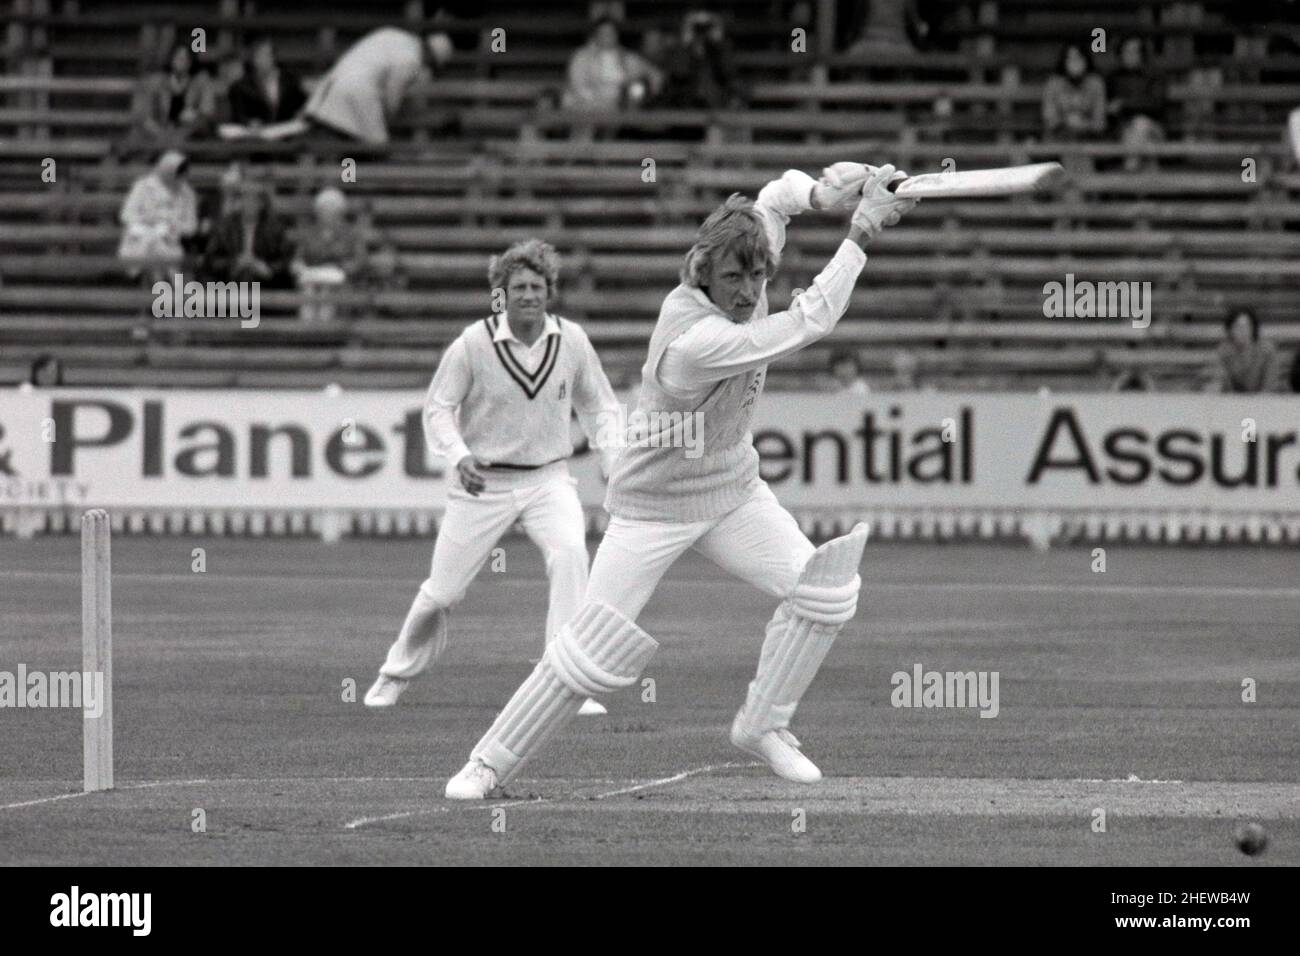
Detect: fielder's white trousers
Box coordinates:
(586, 480, 815, 621)
(378, 468, 589, 679)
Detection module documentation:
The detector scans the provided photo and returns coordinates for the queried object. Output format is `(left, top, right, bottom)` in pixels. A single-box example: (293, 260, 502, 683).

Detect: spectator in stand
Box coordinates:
(203, 178, 294, 289)
(588, 0, 625, 20)
(1110, 365, 1156, 392)
(1209, 307, 1283, 393)
(655, 9, 741, 109)
(829, 349, 870, 396)
(216, 162, 246, 218)
(117, 149, 198, 283)
(886, 349, 921, 390)
(193, 162, 245, 271)
(129, 43, 218, 146)
(298, 27, 454, 144)
(1181, 64, 1224, 135)
(291, 187, 368, 322)
(638, 24, 673, 104)
(1288, 105, 1300, 167)
(640, 25, 670, 70)
(362, 225, 403, 296)
(28, 354, 65, 388)
(1042, 44, 1107, 139)
(562, 17, 661, 110)
(1109, 37, 1167, 172)
(210, 52, 247, 127)
(845, 0, 929, 56)
(230, 34, 307, 127)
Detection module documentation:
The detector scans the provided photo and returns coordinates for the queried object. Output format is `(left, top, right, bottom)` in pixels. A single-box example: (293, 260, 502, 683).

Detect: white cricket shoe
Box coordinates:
(364, 675, 408, 707)
(445, 759, 498, 800)
(578, 698, 607, 716)
(730, 713, 822, 784)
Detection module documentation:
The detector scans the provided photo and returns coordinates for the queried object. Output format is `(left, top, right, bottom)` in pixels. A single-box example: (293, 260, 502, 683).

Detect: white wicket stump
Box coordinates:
(82, 509, 113, 791)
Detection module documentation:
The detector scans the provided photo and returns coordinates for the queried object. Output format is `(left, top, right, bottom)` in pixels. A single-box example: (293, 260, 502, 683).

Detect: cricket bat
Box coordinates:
(887, 162, 1065, 199)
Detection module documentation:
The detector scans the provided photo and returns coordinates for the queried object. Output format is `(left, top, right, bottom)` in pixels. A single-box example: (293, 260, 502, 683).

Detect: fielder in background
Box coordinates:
(365, 239, 621, 717)
(447, 163, 919, 798)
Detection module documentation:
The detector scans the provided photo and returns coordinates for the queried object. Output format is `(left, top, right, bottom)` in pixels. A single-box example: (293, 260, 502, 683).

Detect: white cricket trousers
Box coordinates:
(462, 479, 842, 785)
(585, 480, 815, 621)
(378, 469, 589, 679)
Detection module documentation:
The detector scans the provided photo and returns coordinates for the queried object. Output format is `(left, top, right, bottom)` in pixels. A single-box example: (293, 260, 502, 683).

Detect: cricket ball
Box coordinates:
(1234, 822, 1268, 857)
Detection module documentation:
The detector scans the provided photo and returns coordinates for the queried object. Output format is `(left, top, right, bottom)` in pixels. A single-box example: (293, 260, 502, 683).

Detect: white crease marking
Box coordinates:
(593, 761, 756, 799)
(0, 777, 210, 811)
(342, 762, 755, 830)
(0, 790, 94, 811)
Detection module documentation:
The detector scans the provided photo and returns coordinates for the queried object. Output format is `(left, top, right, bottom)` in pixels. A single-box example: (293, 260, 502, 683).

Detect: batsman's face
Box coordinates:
(706, 250, 766, 323)
(506, 267, 549, 323)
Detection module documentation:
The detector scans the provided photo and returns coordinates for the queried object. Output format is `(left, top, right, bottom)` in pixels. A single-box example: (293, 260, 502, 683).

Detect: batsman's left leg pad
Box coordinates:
(736, 523, 869, 737)
(472, 602, 658, 785)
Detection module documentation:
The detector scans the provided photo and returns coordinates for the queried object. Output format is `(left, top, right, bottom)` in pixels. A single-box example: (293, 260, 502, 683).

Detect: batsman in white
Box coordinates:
(365, 239, 621, 716)
(446, 163, 919, 798)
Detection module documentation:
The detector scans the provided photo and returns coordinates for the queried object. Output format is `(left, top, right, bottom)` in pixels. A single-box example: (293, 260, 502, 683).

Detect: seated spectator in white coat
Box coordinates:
(563, 17, 660, 110)
(300, 27, 453, 144)
(117, 149, 198, 283)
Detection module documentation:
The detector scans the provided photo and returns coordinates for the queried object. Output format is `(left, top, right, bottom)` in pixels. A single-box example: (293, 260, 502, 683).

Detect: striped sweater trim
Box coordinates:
(484, 314, 561, 400)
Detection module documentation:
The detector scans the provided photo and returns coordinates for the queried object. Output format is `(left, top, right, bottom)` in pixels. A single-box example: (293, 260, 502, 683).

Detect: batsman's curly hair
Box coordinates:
(680, 193, 777, 288)
(488, 238, 560, 299)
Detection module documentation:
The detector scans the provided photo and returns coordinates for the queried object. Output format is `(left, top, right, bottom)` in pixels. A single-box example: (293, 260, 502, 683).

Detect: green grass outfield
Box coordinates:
(1, 535, 1296, 866)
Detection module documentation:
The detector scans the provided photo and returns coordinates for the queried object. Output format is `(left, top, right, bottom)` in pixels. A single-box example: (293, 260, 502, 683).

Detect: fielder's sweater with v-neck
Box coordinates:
(423, 312, 620, 487)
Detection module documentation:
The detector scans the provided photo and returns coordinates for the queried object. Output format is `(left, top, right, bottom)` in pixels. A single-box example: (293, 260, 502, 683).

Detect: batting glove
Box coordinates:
(814, 161, 908, 211)
(850, 164, 919, 240)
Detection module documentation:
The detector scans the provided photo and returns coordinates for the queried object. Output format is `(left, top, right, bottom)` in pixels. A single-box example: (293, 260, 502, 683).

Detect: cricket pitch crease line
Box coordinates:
(591, 761, 758, 799)
(341, 761, 759, 831)
(0, 770, 729, 816)
(0, 777, 452, 812)
(0, 775, 512, 812)
(0, 771, 1205, 819)
(0, 778, 211, 812)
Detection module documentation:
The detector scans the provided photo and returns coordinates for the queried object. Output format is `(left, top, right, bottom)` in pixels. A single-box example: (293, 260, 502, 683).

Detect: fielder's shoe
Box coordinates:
(445, 759, 498, 800)
(363, 675, 408, 708)
(730, 712, 821, 784)
(578, 698, 607, 716)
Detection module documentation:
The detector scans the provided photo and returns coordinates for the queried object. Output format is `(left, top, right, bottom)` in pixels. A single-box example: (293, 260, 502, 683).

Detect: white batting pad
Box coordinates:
(736, 524, 869, 737)
(473, 603, 658, 784)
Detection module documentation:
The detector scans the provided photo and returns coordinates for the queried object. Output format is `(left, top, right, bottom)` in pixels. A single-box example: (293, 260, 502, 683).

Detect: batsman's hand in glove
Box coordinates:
(813, 161, 908, 211)
(848, 164, 919, 246)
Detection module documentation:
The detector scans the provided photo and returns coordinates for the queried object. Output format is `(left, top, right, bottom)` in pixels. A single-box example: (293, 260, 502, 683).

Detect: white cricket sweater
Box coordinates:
(605, 169, 868, 522)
